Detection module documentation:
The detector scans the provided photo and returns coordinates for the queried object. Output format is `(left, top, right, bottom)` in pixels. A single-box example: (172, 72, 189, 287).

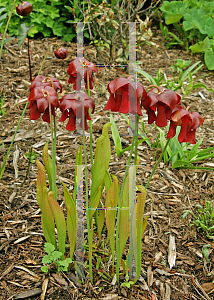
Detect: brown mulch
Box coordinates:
(0, 28, 214, 300)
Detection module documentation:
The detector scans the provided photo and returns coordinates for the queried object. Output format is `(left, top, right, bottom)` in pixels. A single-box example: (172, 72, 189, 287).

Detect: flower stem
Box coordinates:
(0, 0, 16, 60)
(27, 37, 32, 82)
(86, 67, 94, 173)
(38, 43, 60, 76)
(47, 92, 57, 199)
(81, 95, 92, 280)
(145, 138, 170, 189)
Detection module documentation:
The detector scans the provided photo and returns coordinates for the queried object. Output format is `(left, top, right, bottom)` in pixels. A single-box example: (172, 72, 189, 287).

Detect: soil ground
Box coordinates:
(0, 28, 214, 300)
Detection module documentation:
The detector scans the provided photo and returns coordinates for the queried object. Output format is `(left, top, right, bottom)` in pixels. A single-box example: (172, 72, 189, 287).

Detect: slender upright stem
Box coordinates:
(81, 96, 92, 280)
(86, 67, 93, 173)
(27, 37, 32, 82)
(38, 43, 60, 75)
(145, 138, 170, 189)
(0, 0, 16, 60)
(47, 92, 56, 199)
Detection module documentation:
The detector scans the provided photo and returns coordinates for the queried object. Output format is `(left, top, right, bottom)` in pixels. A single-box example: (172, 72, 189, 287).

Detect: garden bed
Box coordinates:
(0, 30, 214, 300)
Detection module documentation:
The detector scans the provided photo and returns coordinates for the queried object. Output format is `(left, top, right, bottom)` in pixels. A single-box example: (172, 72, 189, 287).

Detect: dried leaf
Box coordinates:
(13, 145, 19, 179)
(168, 235, 176, 269)
(41, 278, 48, 300)
(52, 273, 68, 287)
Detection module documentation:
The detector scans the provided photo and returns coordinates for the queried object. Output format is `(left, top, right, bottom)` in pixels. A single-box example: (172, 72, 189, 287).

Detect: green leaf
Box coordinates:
(42, 255, 52, 264)
(136, 185, 147, 278)
(106, 176, 119, 267)
(205, 49, 214, 70)
(52, 251, 63, 261)
(110, 114, 122, 156)
(47, 6, 60, 19)
(41, 266, 49, 273)
(91, 123, 111, 200)
(17, 23, 34, 47)
(44, 243, 55, 253)
(36, 160, 46, 210)
(62, 183, 76, 259)
(41, 188, 56, 248)
(48, 192, 66, 257)
(42, 142, 57, 198)
(190, 37, 210, 54)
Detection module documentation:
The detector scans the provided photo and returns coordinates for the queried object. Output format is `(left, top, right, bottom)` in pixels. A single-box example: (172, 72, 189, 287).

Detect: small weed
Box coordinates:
(41, 243, 72, 273)
(0, 90, 6, 117)
(183, 200, 214, 239)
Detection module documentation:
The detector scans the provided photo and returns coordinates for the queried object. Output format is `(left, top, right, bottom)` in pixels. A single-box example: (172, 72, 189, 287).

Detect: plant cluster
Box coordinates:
(24, 42, 204, 283)
(160, 0, 214, 70)
(81, 0, 157, 63)
(0, 0, 76, 41)
(183, 200, 214, 239)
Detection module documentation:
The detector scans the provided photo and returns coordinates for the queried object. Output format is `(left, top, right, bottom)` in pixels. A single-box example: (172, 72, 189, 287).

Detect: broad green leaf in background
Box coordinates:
(17, 23, 34, 47)
(48, 191, 66, 257)
(205, 49, 214, 70)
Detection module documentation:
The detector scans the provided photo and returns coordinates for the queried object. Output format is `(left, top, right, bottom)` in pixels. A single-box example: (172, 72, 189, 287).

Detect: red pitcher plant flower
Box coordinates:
(67, 58, 98, 90)
(167, 105, 204, 144)
(59, 92, 95, 131)
(104, 78, 147, 115)
(141, 86, 181, 127)
(30, 75, 62, 92)
(54, 48, 68, 59)
(16, 1, 33, 16)
(28, 86, 59, 123)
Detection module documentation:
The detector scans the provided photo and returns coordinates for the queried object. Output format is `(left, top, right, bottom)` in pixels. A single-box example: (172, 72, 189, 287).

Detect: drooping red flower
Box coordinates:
(54, 48, 68, 59)
(28, 86, 59, 123)
(67, 58, 98, 90)
(103, 78, 147, 115)
(16, 1, 33, 16)
(30, 75, 62, 93)
(141, 87, 181, 127)
(166, 106, 204, 144)
(59, 92, 95, 131)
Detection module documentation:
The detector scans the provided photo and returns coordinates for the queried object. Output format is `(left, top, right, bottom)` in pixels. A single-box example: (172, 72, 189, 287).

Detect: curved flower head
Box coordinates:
(103, 78, 147, 115)
(16, 1, 33, 16)
(28, 86, 59, 123)
(54, 48, 68, 59)
(59, 92, 95, 131)
(141, 87, 181, 127)
(67, 58, 98, 90)
(167, 106, 204, 144)
(30, 75, 62, 93)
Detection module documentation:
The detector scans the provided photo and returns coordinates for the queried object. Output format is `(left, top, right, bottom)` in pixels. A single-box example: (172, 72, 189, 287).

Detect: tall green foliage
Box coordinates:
(160, 0, 214, 70)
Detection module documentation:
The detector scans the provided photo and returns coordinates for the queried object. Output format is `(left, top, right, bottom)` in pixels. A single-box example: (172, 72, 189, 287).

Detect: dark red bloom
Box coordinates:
(141, 87, 181, 127)
(103, 78, 147, 115)
(30, 75, 62, 93)
(28, 86, 59, 123)
(59, 92, 95, 131)
(54, 48, 68, 59)
(167, 106, 204, 144)
(67, 58, 98, 90)
(16, 1, 33, 16)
